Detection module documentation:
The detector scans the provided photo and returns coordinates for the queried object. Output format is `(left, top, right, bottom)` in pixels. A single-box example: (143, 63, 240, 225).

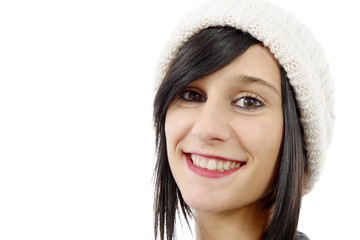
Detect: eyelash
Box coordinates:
(232, 93, 265, 111)
(178, 89, 265, 111)
(179, 89, 206, 103)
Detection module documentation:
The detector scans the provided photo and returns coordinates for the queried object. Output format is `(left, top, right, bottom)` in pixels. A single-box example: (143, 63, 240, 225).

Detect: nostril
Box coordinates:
(191, 123, 232, 143)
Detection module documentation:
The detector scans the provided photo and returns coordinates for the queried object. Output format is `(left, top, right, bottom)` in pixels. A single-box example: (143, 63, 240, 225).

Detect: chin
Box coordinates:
(186, 200, 225, 214)
(180, 188, 235, 214)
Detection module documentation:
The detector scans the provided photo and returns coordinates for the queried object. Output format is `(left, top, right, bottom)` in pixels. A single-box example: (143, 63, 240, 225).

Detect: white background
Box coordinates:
(0, 0, 359, 239)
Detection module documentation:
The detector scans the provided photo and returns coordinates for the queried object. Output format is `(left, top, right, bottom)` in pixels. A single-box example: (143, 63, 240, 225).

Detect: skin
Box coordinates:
(165, 44, 283, 240)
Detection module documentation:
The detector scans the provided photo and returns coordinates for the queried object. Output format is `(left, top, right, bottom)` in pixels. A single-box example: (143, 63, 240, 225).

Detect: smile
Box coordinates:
(184, 152, 246, 178)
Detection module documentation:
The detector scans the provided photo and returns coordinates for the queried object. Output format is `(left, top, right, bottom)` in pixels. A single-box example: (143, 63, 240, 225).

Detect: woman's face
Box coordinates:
(165, 44, 283, 214)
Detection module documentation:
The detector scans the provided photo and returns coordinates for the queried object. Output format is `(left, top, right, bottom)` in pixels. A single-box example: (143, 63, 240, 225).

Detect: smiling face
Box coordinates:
(165, 44, 283, 214)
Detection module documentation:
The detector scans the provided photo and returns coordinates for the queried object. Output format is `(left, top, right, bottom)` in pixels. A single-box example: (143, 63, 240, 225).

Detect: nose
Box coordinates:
(191, 100, 232, 143)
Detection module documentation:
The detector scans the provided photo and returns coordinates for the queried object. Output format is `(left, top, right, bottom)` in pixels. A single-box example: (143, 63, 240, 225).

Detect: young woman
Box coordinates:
(153, 0, 334, 239)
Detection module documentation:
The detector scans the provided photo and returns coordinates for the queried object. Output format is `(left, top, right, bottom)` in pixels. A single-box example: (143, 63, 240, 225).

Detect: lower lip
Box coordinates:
(184, 154, 244, 178)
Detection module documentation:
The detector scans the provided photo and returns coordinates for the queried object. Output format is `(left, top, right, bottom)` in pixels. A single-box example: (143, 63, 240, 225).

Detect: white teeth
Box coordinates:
(223, 161, 230, 170)
(200, 159, 207, 168)
(216, 161, 224, 171)
(193, 156, 200, 167)
(196, 160, 200, 166)
(190, 154, 244, 172)
(207, 159, 217, 171)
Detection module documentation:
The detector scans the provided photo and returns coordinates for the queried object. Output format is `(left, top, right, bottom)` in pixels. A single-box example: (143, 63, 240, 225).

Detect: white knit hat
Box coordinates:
(155, 0, 335, 194)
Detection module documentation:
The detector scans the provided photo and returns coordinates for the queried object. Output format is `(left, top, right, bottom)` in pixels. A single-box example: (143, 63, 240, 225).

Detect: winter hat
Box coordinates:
(154, 0, 335, 194)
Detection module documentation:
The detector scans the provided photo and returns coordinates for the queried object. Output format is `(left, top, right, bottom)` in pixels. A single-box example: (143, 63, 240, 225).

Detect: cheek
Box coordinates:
(165, 108, 195, 194)
(232, 113, 283, 183)
(238, 114, 283, 156)
(165, 107, 193, 154)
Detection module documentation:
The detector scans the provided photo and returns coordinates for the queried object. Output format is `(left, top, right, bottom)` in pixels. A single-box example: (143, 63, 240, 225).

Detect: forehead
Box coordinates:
(197, 44, 281, 94)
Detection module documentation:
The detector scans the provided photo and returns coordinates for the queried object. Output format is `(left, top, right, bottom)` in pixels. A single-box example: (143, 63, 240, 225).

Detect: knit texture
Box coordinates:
(154, 0, 335, 194)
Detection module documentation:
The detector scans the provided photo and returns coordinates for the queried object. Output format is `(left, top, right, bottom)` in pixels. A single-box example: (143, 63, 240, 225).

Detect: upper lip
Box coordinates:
(184, 152, 246, 163)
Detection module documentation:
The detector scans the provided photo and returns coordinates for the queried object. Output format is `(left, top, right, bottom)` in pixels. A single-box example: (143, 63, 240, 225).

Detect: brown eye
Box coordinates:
(243, 98, 255, 108)
(180, 90, 205, 102)
(235, 96, 264, 110)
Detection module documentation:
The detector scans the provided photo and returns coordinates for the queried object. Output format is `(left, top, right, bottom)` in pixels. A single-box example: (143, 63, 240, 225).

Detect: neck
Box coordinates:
(195, 201, 271, 240)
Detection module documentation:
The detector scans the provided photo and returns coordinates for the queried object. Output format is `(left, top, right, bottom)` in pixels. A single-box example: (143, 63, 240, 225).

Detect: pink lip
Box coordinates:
(184, 153, 245, 179)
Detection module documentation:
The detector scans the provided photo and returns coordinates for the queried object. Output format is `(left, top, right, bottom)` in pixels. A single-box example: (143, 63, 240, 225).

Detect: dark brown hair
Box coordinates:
(153, 27, 307, 240)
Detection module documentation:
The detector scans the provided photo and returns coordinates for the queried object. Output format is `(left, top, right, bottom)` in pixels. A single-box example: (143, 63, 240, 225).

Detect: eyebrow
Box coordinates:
(232, 74, 281, 96)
